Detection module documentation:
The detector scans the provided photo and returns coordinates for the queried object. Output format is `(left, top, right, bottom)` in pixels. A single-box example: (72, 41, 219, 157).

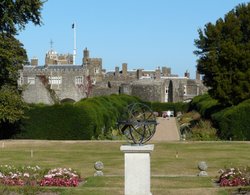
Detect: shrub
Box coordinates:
(212, 99, 250, 140)
(190, 94, 222, 118)
(18, 94, 140, 140)
(185, 120, 218, 141)
(18, 103, 94, 140)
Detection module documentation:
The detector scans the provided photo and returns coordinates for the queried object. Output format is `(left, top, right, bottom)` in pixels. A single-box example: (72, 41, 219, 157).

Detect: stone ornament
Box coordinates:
(94, 161, 104, 176)
(197, 161, 208, 176)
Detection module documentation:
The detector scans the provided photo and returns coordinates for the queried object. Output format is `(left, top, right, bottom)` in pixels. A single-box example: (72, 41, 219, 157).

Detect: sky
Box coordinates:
(17, 0, 248, 78)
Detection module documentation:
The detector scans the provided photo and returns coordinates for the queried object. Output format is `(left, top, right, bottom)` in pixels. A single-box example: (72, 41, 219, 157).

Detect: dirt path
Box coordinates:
(151, 117, 180, 141)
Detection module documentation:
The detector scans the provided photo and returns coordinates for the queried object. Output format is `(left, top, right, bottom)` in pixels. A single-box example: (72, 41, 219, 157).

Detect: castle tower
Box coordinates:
(83, 48, 89, 65)
(45, 50, 58, 66)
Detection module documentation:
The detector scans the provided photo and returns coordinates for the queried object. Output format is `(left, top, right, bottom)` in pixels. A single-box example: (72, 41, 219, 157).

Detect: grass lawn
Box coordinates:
(0, 140, 249, 194)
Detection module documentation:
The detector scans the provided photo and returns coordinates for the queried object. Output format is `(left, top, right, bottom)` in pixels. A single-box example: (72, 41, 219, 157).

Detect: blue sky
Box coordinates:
(17, 0, 248, 78)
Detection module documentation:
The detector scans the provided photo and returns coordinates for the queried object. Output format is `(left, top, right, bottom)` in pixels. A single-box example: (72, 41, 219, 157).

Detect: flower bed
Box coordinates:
(217, 167, 250, 187)
(0, 165, 81, 187)
(40, 168, 80, 187)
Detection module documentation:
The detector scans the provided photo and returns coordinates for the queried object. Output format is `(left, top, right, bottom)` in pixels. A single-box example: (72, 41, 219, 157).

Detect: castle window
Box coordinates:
(49, 76, 62, 85)
(28, 77, 35, 85)
(183, 85, 187, 95)
(75, 76, 83, 85)
(91, 78, 96, 85)
(95, 68, 99, 74)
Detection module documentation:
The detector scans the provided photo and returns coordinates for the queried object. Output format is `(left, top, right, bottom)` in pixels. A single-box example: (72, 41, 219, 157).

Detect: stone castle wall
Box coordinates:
(20, 66, 88, 104)
(19, 48, 206, 104)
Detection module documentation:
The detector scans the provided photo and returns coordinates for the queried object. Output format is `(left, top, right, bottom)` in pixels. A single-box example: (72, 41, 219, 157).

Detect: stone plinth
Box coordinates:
(120, 144, 154, 195)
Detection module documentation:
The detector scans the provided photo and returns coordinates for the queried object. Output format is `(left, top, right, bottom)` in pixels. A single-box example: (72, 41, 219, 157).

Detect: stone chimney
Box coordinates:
(162, 67, 171, 76)
(155, 68, 161, 80)
(115, 66, 119, 78)
(136, 69, 143, 79)
(122, 63, 127, 78)
(184, 70, 190, 78)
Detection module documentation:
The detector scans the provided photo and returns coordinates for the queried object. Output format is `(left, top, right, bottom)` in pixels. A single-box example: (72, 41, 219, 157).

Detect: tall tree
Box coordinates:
(194, 3, 250, 106)
(0, 0, 44, 137)
(0, 34, 28, 87)
(0, 0, 43, 35)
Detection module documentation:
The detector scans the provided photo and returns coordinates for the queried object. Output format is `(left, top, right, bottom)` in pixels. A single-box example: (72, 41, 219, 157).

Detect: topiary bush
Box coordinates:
(189, 94, 222, 118)
(18, 103, 94, 140)
(18, 94, 140, 140)
(212, 99, 250, 140)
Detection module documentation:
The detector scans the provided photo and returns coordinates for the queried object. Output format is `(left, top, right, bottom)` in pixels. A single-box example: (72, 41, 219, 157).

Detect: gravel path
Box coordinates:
(151, 117, 180, 141)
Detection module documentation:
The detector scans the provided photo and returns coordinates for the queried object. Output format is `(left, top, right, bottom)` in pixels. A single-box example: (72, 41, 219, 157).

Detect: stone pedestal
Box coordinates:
(120, 144, 154, 195)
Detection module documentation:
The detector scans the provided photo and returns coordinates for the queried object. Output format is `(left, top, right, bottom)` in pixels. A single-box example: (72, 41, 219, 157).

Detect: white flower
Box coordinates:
(11, 173, 18, 179)
(0, 172, 4, 178)
(44, 174, 53, 178)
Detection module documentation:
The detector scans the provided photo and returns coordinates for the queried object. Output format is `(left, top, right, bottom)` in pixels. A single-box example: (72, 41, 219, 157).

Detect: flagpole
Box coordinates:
(73, 22, 76, 65)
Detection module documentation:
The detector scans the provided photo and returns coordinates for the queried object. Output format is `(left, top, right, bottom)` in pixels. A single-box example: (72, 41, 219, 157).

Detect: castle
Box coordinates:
(18, 48, 206, 104)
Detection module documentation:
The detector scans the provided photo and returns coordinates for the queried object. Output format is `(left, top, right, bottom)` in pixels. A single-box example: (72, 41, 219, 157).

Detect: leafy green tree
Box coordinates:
(0, 0, 43, 86)
(0, 34, 28, 87)
(0, 85, 28, 123)
(194, 3, 250, 106)
(0, 0, 44, 137)
(0, 85, 29, 139)
(0, 0, 43, 35)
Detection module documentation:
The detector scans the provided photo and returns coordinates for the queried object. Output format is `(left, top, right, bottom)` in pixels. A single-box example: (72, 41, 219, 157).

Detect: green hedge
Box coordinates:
(189, 94, 222, 118)
(190, 94, 250, 140)
(146, 101, 189, 116)
(212, 99, 250, 140)
(18, 94, 140, 140)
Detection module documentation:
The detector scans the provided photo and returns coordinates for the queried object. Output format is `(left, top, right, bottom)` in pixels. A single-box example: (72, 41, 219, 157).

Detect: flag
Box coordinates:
(72, 23, 74, 29)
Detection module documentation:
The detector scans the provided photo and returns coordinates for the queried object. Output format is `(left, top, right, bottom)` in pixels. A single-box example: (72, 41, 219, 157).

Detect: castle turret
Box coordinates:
(83, 48, 89, 65)
(45, 50, 58, 66)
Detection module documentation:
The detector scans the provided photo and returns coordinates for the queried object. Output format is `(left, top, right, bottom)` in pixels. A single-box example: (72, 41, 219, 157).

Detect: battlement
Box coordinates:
(23, 65, 86, 74)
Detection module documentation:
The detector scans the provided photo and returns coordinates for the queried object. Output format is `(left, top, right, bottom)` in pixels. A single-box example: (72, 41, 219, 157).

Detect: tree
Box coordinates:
(194, 3, 250, 106)
(0, 0, 44, 137)
(0, 0, 43, 35)
(0, 34, 28, 87)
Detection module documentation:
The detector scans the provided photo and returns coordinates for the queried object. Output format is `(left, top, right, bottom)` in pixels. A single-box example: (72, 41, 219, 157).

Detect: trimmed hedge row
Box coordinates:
(146, 101, 189, 116)
(190, 94, 250, 140)
(189, 94, 222, 118)
(212, 99, 250, 140)
(17, 94, 140, 140)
